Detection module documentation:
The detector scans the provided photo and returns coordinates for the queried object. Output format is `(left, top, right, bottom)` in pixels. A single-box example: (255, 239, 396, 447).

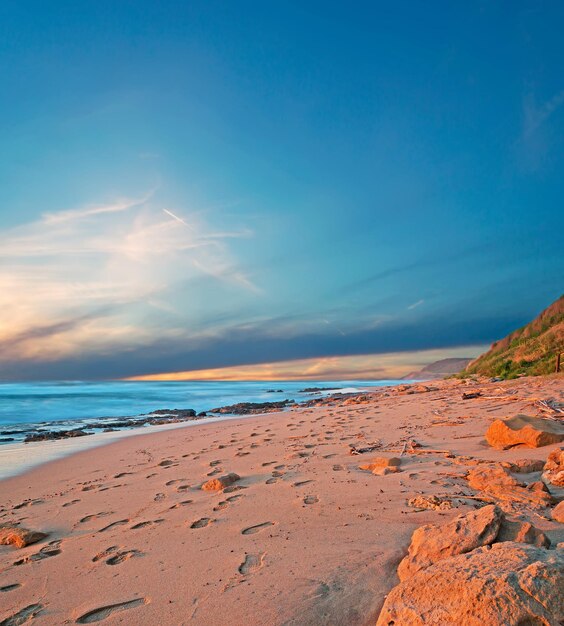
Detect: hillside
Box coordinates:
(403, 357, 472, 380)
(462, 295, 564, 378)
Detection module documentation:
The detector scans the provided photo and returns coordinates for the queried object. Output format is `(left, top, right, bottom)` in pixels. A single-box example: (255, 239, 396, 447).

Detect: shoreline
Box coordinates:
(1, 375, 562, 625)
(0, 383, 393, 481)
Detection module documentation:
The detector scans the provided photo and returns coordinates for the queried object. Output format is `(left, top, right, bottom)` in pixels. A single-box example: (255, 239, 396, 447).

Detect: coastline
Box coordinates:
(1, 375, 562, 625)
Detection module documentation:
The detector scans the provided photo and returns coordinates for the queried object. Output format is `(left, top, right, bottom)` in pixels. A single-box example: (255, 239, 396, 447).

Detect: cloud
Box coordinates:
(523, 89, 564, 138)
(407, 299, 424, 310)
(0, 194, 258, 362)
(126, 347, 485, 381)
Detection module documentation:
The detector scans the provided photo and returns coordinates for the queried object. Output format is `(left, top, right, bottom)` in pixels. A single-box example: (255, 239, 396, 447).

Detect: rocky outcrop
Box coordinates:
(552, 501, 564, 523)
(485, 414, 564, 450)
(359, 457, 401, 475)
(376, 542, 564, 626)
(507, 458, 545, 473)
(543, 447, 564, 487)
(201, 473, 240, 492)
(466, 465, 553, 510)
(396, 505, 503, 581)
(496, 519, 550, 548)
(0, 525, 48, 548)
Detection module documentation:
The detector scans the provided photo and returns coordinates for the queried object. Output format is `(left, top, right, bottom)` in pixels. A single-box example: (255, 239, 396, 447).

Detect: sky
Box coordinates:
(0, 1, 563, 381)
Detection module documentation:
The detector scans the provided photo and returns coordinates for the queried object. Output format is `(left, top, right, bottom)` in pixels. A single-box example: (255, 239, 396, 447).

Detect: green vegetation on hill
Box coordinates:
(460, 295, 564, 379)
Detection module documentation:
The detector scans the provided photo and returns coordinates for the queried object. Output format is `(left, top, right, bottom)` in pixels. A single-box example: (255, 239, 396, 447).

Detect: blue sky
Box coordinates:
(0, 1, 562, 380)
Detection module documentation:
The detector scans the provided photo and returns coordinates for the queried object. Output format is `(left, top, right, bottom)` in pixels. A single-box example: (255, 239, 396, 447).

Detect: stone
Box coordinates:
(466, 465, 553, 510)
(376, 542, 564, 626)
(407, 495, 453, 511)
(552, 501, 564, 523)
(485, 414, 564, 450)
(496, 519, 550, 548)
(509, 459, 545, 473)
(543, 447, 564, 487)
(359, 457, 401, 474)
(0, 525, 48, 549)
(396, 505, 503, 581)
(201, 473, 240, 492)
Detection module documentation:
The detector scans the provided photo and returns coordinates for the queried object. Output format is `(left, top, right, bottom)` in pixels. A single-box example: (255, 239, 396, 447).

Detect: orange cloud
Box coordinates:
(126, 346, 485, 381)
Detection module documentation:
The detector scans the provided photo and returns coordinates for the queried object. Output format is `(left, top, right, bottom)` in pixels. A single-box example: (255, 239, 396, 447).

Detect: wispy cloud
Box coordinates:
(0, 193, 258, 361)
(407, 299, 424, 310)
(523, 89, 564, 138)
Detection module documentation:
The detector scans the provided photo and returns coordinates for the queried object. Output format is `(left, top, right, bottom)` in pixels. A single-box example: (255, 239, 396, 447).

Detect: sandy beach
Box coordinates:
(1, 376, 562, 625)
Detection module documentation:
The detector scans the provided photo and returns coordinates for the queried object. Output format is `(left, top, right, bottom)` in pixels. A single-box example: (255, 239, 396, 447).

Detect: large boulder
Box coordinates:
(485, 414, 564, 450)
(396, 505, 503, 581)
(467, 465, 553, 510)
(0, 525, 48, 548)
(376, 542, 564, 626)
(543, 447, 564, 487)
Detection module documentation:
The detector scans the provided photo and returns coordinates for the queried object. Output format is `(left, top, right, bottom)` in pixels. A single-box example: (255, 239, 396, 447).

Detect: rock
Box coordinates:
(467, 465, 553, 510)
(0, 525, 48, 548)
(209, 401, 293, 415)
(201, 473, 240, 492)
(552, 501, 564, 523)
(407, 495, 453, 511)
(543, 447, 564, 487)
(24, 429, 92, 442)
(376, 542, 564, 626)
(359, 457, 401, 475)
(396, 505, 503, 581)
(509, 459, 545, 473)
(485, 414, 564, 450)
(462, 391, 482, 399)
(496, 519, 550, 548)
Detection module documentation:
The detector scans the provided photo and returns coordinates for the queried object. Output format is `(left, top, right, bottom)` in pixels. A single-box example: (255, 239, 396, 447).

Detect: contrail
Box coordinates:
(163, 208, 194, 230)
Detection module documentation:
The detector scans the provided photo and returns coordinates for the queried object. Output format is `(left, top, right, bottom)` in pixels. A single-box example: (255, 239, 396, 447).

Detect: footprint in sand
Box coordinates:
(80, 512, 112, 524)
(158, 459, 175, 467)
(130, 519, 164, 530)
(169, 500, 193, 509)
(1, 603, 43, 624)
(238, 552, 266, 575)
(92, 546, 118, 562)
(190, 518, 212, 529)
(241, 522, 274, 535)
(303, 495, 319, 505)
(114, 472, 133, 478)
(98, 519, 129, 533)
(106, 549, 143, 566)
(62, 499, 81, 507)
(14, 540, 62, 566)
(75, 598, 148, 624)
(265, 477, 279, 484)
(0, 583, 21, 592)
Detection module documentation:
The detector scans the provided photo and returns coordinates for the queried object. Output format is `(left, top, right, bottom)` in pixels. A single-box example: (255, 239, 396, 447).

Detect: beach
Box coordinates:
(0, 375, 562, 625)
